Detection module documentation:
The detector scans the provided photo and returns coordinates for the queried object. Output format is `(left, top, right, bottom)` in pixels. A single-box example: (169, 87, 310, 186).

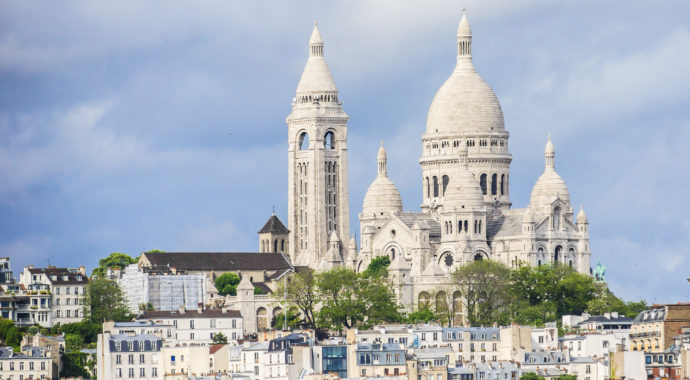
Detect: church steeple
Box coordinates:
(287, 23, 350, 267)
(295, 21, 338, 99)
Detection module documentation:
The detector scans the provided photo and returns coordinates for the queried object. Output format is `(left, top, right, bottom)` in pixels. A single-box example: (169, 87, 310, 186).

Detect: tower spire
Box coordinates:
(545, 134, 555, 170)
(457, 9, 472, 58)
(377, 141, 388, 177)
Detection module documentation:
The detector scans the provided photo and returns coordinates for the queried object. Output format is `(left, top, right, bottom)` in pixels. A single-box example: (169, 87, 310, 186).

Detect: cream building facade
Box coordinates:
(285, 12, 593, 313)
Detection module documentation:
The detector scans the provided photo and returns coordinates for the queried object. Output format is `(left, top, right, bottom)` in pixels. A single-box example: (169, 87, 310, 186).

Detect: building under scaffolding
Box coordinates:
(119, 264, 210, 314)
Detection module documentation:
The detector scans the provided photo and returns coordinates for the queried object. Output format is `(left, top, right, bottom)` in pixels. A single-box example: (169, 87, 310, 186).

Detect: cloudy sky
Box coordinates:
(1, 1, 689, 303)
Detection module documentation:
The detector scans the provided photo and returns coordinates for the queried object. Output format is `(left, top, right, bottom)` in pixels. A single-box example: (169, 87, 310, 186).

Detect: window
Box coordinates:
(140, 354, 145, 364)
(139, 368, 145, 377)
(117, 368, 122, 378)
(152, 368, 157, 377)
(66, 287, 71, 295)
(128, 368, 135, 378)
(190, 320, 195, 329)
(324, 131, 335, 149)
(480, 174, 487, 195)
(116, 355, 122, 364)
(491, 174, 497, 195)
(433, 176, 439, 197)
(40, 362, 45, 370)
(232, 320, 237, 328)
(298, 132, 309, 150)
(442, 175, 449, 196)
(500, 174, 505, 195)
(128, 354, 134, 364)
(190, 333, 195, 340)
(210, 319, 216, 328)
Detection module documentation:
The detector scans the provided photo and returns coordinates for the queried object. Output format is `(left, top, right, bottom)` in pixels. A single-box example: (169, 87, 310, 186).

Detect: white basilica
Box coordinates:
(281, 12, 592, 309)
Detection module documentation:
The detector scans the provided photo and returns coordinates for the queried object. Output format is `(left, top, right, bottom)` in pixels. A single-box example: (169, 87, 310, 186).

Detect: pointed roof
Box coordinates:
(237, 275, 254, 291)
(295, 22, 338, 95)
(577, 206, 588, 224)
(258, 214, 289, 234)
(457, 10, 471, 37)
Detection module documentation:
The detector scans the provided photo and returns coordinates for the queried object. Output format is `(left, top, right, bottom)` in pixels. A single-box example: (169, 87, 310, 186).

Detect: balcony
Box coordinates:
(631, 331, 661, 339)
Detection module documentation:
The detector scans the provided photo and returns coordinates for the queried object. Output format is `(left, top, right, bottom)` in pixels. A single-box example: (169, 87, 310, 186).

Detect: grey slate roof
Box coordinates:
(396, 212, 442, 237)
(258, 215, 289, 234)
(634, 307, 666, 322)
(487, 209, 525, 241)
(142, 251, 291, 272)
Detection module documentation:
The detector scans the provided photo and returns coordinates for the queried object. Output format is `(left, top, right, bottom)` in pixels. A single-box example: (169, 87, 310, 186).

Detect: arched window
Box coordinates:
(324, 131, 335, 149)
(553, 207, 561, 230)
(442, 175, 449, 196)
(464, 220, 468, 232)
(298, 132, 309, 150)
(425, 177, 430, 198)
(433, 176, 439, 197)
(390, 248, 396, 261)
(458, 220, 463, 232)
(274, 240, 278, 252)
(478, 220, 482, 234)
(554, 246, 562, 264)
(480, 174, 487, 195)
(500, 174, 505, 195)
(491, 174, 497, 195)
(281, 240, 285, 251)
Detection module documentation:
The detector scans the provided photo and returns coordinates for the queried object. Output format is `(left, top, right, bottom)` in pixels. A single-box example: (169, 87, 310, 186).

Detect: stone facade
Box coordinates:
(282, 13, 594, 316)
(286, 22, 351, 269)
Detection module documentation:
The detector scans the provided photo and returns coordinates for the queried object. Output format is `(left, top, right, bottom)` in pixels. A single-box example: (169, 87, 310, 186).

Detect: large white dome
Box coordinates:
(425, 13, 504, 135)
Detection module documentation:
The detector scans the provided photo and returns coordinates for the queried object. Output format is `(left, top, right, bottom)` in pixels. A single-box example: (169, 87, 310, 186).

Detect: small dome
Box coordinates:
(363, 142, 403, 216)
(443, 161, 485, 211)
(457, 12, 471, 36)
(529, 170, 571, 215)
(577, 206, 588, 224)
(362, 177, 403, 216)
(529, 136, 571, 215)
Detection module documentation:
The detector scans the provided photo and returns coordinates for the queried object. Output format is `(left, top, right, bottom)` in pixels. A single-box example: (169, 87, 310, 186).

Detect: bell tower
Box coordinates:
(286, 22, 350, 267)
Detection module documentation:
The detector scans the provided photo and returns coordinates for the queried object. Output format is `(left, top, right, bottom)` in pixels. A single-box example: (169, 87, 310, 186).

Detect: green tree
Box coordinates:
(271, 307, 301, 329)
(277, 269, 318, 329)
(84, 278, 132, 323)
(358, 274, 403, 328)
(362, 256, 391, 278)
(212, 332, 228, 344)
(215, 273, 241, 296)
(406, 305, 439, 324)
(61, 352, 90, 378)
(556, 375, 577, 380)
(254, 286, 267, 295)
(521, 372, 546, 380)
(316, 267, 402, 330)
(452, 260, 512, 326)
(65, 333, 84, 352)
(91, 252, 138, 278)
(316, 267, 365, 330)
(0, 319, 22, 349)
